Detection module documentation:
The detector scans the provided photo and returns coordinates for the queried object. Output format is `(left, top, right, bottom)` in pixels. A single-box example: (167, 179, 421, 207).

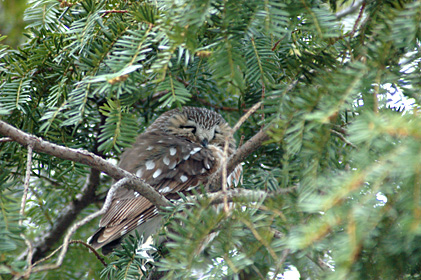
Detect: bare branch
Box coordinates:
(221, 138, 230, 214)
(232, 102, 261, 133)
(330, 129, 357, 149)
(335, 0, 365, 19)
(20, 144, 34, 278)
(0, 120, 170, 209)
(20, 144, 33, 221)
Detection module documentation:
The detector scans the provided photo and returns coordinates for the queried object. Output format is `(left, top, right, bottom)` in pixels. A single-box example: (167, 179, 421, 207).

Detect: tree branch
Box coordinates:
(0, 120, 171, 209)
(335, 0, 365, 19)
(0, 119, 172, 265)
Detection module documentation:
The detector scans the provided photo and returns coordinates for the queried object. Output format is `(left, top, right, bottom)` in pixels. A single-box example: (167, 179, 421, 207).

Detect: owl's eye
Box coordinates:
(180, 125, 197, 134)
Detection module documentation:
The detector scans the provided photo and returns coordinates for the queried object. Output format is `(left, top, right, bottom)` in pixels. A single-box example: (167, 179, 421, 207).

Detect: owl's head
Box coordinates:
(146, 107, 234, 149)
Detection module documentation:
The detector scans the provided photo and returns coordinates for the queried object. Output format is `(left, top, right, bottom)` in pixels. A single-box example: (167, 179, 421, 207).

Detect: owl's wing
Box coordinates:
(89, 132, 220, 250)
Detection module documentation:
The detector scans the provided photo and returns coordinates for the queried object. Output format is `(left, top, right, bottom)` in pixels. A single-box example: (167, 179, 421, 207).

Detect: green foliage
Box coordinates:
(98, 99, 138, 153)
(102, 233, 155, 280)
(1, 0, 421, 279)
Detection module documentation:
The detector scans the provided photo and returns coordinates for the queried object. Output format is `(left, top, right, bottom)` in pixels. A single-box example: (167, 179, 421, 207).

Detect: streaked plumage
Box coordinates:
(88, 107, 240, 254)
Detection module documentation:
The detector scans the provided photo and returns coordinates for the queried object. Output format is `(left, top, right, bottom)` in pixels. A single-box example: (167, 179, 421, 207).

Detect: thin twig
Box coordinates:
(349, 1, 366, 38)
(335, 0, 365, 19)
(232, 102, 262, 133)
(27, 178, 128, 274)
(261, 84, 265, 130)
(221, 137, 230, 214)
(31, 240, 107, 268)
(373, 70, 381, 114)
(0, 137, 12, 142)
(330, 129, 357, 149)
(271, 249, 291, 280)
(20, 144, 34, 278)
(99, 10, 129, 17)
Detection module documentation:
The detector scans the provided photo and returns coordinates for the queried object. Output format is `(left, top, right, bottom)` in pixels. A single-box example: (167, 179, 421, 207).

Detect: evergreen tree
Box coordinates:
(1, 0, 421, 279)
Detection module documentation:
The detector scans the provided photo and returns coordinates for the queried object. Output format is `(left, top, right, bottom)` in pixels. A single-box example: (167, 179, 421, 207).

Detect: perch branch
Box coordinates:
(0, 120, 170, 209)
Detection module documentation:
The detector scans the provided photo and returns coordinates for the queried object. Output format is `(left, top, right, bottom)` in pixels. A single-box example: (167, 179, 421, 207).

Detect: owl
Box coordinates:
(88, 107, 241, 254)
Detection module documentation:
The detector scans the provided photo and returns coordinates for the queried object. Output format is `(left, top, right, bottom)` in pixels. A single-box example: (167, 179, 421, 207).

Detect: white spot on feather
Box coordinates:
(137, 215, 145, 225)
(163, 156, 170, 165)
(136, 169, 143, 177)
(120, 229, 128, 236)
(146, 160, 155, 170)
(186, 185, 196, 191)
(153, 168, 162, 178)
(159, 186, 172, 193)
(170, 147, 176, 156)
(134, 192, 140, 197)
(180, 175, 188, 182)
(183, 154, 190, 160)
(153, 208, 159, 215)
(191, 147, 201, 154)
(116, 200, 120, 204)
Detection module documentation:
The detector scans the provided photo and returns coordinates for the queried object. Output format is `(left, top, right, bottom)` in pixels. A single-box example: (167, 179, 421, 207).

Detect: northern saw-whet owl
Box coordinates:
(88, 107, 241, 254)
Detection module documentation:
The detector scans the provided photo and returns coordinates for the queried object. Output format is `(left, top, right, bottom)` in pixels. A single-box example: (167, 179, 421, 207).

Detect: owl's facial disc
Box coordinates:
(179, 120, 218, 147)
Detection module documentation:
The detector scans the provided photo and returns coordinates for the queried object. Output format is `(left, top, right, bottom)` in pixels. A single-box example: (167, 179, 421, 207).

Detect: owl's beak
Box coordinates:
(201, 138, 208, 147)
